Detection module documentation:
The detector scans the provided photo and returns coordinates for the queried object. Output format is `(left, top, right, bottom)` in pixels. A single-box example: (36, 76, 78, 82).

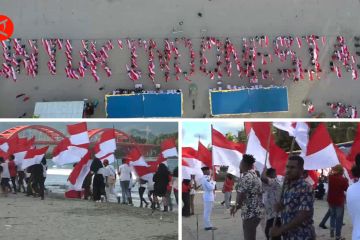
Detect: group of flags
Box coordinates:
(0, 122, 178, 198)
(182, 122, 359, 184)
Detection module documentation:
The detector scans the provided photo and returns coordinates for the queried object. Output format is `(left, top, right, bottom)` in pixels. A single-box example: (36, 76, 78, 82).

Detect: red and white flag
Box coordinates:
(273, 122, 310, 153)
(212, 128, 246, 177)
(67, 122, 90, 146)
(245, 122, 288, 175)
(182, 147, 203, 178)
(67, 150, 92, 191)
(22, 146, 49, 169)
(100, 152, 116, 164)
(126, 147, 148, 167)
(161, 138, 178, 158)
(133, 161, 158, 182)
(182, 159, 193, 180)
(303, 123, 341, 170)
(52, 138, 88, 166)
(198, 141, 213, 169)
(94, 129, 116, 158)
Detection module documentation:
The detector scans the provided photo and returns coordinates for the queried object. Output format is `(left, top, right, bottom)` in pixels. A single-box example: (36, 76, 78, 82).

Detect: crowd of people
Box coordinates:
(109, 87, 181, 96)
(0, 155, 47, 200)
(182, 154, 360, 240)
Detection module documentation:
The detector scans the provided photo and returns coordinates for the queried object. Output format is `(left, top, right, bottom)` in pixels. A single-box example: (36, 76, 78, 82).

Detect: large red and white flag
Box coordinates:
(67, 150, 92, 191)
(67, 122, 90, 146)
(245, 122, 288, 175)
(198, 141, 213, 168)
(126, 147, 148, 167)
(9, 136, 35, 169)
(22, 146, 49, 169)
(182, 159, 193, 180)
(133, 161, 158, 182)
(212, 128, 246, 177)
(94, 129, 117, 158)
(161, 138, 178, 158)
(52, 138, 88, 166)
(182, 147, 203, 178)
(273, 122, 310, 152)
(303, 123, 342, 170)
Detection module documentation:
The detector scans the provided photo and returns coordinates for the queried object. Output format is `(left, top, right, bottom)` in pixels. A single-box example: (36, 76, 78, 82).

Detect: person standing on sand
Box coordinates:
(346, 154, 360, 240)
(103, 159, 116, 200)
(8, 155, 18, 194)
(118, 158, 132, 205)
(0, 157, 11, 196)
(201, 166, 217, 231)
(230, 154, 263, 240)
(153, 163, 170, 212)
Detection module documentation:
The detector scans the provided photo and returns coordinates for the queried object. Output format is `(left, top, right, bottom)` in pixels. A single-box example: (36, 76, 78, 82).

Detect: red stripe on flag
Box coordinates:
(182, 147, 198, 159)
(68, 150, 91, 185)
(161, 138, 176, 151)
(306, 123, 332, 155)
(198, 141, 212, 168)
(67, 122, 88, 135)
(212, 128, 246, 153)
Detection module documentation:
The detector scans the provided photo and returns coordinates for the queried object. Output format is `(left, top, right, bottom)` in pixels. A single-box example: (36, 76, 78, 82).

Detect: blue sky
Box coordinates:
(182, 121, 244, 148)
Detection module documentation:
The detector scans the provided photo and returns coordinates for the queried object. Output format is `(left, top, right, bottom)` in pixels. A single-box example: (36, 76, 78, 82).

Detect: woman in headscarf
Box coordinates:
(90, 158, 106, 202)
(152, 163, 170, 211)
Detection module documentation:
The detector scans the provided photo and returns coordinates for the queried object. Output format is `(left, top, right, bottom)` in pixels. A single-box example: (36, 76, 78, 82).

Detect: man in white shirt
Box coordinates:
(118, 158, 132, 205)
(201, 166, 217, 231)
(103, 159, 116, 201)
(0, 157, 11, 195)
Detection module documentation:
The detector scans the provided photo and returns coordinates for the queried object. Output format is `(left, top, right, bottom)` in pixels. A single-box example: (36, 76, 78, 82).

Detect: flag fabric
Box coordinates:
(161, 138, 178, 158)
(52, 138, 88, 166)
(212, 128, 245, 177)
(67, 150, 92, 191)
(273, 122, 310, 153)
(22, 146, 49, 169)
(0, 139, 9, 153)
(182, 159, 193, 180)
(126, 147, 148, 167)
(303, 123, 341, 170)
(100, 152, 115, 164)
(198, 141, 213, 168)
(133, 161, 158, 182)
(67, 122, 90, 146)
(94, 129, 116, 158)
(245, 122, 288, 175)
(182, 147, 203, 179)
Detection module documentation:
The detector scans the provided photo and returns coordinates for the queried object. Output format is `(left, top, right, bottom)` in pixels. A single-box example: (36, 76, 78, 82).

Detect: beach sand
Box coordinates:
(0, 193, 178, 240)
(2, 0, 360, 118)
(182, 191, 353, 240)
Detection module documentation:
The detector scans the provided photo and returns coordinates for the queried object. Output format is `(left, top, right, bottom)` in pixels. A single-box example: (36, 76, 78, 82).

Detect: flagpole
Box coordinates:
(263, 123, 272, 169)
(211, 124, 215, 181)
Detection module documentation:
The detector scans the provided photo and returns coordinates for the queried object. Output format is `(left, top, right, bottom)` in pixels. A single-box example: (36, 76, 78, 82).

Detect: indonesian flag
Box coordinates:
(182, 147, 203, 178)
(245, 122, 288, 175)
(22, 146, 49, 169)
(100, 152, 115, 164)
(182, 159, 193, 180)
(198, 141, 212, 169)
(303, 123, 341, 170)
(67, 122, 90, 146)
(273, 122, 310, 152)
(212, 128, 246, 177)
(348, 123, 360, 164)
(161, 138, 178, 158)
(126, 147, 148, 167)
(52, 138, 88, 166)
(133, 161, 158, 182)
(67, 150, 92, 191)
(94, 129, 117, 158)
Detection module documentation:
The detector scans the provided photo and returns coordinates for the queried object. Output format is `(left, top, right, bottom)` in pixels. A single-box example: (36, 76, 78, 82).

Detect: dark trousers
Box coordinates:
(17, 171, 26, 192)
(182, 192, 191, 217)
(32, 177, 45, 198)
(139, 186, 148, 206)
(265, 217, 282, 240)
(0, 178, 11, 192)
(243, 217, 261, 240)
(10, 176, 17, 192)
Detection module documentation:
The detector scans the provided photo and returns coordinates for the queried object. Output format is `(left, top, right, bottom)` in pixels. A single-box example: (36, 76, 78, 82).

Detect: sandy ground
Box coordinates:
(0, 193, 178, 240)
(1, 0, 360, 118)
(182, 190, 353, 240)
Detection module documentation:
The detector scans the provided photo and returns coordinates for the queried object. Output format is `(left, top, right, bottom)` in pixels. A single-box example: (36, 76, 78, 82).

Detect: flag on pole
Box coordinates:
(52, 138, 88, 166)
(67, 122, 90, 146)
(212, 128, 245, 177)
(182, 147, 203, 178)
(161, 138, 178, 158)
(94, 129, 116, 158)
(22, 146, 49, 169)
(67, 150, 92, 190)
(126, 147, 148, 167)
(133, 161, 158, 182)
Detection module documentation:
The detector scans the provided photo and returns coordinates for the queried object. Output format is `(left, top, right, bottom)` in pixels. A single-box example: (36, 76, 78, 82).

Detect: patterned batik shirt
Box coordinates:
(263, 178, 282, 220)
(238, 170, 264, 220)
(281, 178, 315, 240)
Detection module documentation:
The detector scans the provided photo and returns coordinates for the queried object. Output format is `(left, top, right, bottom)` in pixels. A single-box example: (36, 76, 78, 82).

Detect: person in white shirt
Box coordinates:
(201, 166, 217, 231)
(0, 157, 11, 195)
(347, 155, 360, 240)
(118, 158, 132, 205)
(103, 159, 116, 201)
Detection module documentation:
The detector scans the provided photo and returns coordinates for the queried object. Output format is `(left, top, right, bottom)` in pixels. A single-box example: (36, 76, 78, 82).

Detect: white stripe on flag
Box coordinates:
(69, 132, 89, 145)
(303, 144, 339, 170)
(162, 147, 178, 158)
(213, 145, 243, 177)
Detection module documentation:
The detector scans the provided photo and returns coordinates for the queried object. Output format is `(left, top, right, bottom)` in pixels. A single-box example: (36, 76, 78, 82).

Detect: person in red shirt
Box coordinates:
(327, 165, 349, 239)
(8, 155, 17, 194)
(222, 174, 234, 209)
(182, 179, 191, 217)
